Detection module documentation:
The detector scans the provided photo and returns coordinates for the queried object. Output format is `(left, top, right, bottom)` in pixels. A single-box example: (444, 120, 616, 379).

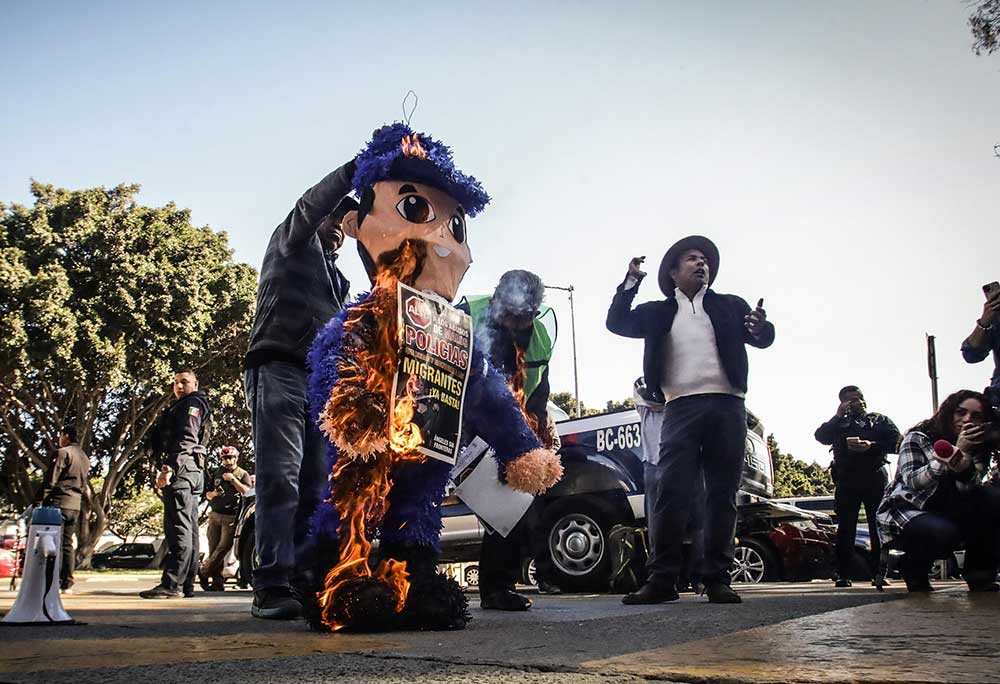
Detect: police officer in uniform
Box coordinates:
(141, 368, 211, 599)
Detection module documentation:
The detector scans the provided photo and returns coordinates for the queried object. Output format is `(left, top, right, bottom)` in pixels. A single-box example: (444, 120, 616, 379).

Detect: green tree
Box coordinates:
(550, 391, 582, 417)
(108, 487, 163, 543)
(603, 397, 635, 412)
(551, 391, 631, 418)
(768, 435, 834, 498)
(0, 181, 257, 566)
(969, 0, 1000, 55)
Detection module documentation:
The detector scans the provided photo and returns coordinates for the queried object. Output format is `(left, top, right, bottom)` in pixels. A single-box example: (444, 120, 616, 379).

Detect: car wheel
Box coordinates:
(464, 564, 479, 588)
(521, 558, 538, 587)
(543, 497, 617, 592)
(731, 538, 778, 583)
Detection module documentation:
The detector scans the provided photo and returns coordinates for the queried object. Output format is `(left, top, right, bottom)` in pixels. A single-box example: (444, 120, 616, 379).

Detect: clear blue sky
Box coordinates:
(3, 1, 999, 465)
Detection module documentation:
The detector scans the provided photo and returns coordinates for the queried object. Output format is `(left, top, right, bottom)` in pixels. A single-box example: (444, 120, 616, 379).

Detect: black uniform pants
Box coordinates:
(834, 471, 886, 578)
(479, 499, 553, 594)
(160, 465, 203, 592)
(646, 394, 746, 587)
(59, 508, 79, 587)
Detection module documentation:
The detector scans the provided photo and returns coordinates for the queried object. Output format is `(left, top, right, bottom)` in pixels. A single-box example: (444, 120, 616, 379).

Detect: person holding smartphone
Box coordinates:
(876, 390, 1000, 593)
(199, 446, 252, 591)
(815, 386, 900, 587)
(962, 282, 1000, 409)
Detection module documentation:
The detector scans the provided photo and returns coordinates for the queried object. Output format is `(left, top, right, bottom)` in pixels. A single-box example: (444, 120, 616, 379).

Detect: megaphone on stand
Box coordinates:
(2, 507, 74, 625)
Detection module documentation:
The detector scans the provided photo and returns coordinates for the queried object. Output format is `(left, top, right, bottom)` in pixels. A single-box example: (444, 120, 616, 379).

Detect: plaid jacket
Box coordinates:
(876, 430, 992, 544)
(245, 163, 354, 369)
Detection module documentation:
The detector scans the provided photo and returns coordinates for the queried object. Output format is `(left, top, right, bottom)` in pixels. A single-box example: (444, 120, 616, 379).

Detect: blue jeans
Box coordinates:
(646, 394, 746, 586)
(244, 362, 328, 591)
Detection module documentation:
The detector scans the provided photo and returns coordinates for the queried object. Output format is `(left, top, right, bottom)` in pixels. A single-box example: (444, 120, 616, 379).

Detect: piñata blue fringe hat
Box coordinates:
(352, 122, 491, 217)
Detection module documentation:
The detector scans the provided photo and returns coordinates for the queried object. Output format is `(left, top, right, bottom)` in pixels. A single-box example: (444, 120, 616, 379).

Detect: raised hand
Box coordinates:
(628, 256, 647, 279)
(745, 298, 767, 337)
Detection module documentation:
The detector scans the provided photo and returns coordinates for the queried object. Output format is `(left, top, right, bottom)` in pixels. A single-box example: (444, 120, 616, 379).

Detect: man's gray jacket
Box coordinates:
(245, 162, 354, 369)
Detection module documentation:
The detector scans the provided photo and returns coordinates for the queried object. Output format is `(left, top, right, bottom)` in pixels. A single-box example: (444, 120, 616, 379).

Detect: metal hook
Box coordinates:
(402, 91, 419, 126)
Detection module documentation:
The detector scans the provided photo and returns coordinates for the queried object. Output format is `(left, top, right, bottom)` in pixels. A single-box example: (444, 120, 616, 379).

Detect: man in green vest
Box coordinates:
(461, 269, 561, 611)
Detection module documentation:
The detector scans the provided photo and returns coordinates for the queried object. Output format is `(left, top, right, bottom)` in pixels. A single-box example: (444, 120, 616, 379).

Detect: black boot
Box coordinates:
(964, 570, 1000, 593)
(481, 588, 532, 610)
(899, 553, 934, 593)
(536, 579, 563, 595)
(622, 579, 679, 605)
(703, 582, 742, 604)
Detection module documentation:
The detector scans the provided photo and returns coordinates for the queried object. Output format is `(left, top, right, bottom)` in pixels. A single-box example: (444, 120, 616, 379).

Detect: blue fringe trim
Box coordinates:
(352, 122, 490, 217)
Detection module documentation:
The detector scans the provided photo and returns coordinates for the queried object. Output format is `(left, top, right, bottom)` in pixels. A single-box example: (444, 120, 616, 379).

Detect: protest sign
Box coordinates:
(392, 283, 474, 464)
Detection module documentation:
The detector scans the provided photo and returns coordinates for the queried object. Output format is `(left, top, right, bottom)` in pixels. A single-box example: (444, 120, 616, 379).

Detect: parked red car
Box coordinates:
(0, 548, 15, 579)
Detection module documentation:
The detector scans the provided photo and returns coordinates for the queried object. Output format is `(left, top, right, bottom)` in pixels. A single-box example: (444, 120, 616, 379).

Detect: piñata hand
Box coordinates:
(505, 448, 564, 495)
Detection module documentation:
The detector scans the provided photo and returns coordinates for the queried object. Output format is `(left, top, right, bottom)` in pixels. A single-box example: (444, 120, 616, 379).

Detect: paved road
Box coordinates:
(2, 574, 998, 683)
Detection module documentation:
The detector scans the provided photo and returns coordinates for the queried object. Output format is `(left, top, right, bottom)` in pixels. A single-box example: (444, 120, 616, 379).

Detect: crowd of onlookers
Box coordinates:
(30, 246, 1000, 612)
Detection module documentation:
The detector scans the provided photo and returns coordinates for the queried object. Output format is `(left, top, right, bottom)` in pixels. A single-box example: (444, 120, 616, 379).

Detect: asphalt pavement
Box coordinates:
(2, 573, 998, 684)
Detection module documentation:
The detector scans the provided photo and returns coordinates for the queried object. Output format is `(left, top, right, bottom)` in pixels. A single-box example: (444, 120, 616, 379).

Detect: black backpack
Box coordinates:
(609, 524, 649, 594)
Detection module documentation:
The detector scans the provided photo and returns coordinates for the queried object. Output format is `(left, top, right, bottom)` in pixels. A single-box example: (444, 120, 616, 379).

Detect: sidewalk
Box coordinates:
(1, 579, 997, 683)
(584, 586, 1000, 683)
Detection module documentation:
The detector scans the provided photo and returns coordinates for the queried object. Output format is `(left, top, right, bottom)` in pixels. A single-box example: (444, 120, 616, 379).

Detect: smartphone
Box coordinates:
(984, 281, 1000, 299)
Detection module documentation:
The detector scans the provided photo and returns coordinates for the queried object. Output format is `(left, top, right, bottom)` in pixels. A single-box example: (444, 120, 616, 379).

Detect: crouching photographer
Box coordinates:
(876, 390, 1000, 593)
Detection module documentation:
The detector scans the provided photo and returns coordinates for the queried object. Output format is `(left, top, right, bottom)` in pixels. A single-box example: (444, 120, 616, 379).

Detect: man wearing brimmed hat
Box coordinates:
(607, 236, 774, 604)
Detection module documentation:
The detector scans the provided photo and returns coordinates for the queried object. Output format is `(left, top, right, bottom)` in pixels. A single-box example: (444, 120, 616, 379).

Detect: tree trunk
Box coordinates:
(75, 483, 108, 569)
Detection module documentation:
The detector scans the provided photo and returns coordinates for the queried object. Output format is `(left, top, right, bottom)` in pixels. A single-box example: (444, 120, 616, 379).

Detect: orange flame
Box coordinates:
(510, 348, 552, 448)
(315, 240, 428, 631)
(401, 133, 428, 159)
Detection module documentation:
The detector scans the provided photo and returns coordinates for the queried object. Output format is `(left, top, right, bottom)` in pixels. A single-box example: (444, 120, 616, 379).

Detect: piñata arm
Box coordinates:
(463, 349, 563, 494)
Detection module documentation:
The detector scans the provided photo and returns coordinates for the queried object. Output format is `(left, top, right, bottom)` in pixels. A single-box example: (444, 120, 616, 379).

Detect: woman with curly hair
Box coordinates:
(877, 389, 1000, 592)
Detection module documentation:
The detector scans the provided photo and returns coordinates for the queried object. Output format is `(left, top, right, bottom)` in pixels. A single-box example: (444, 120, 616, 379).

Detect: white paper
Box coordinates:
(454, 448, 534, 538)
(451, 437, 490, 483)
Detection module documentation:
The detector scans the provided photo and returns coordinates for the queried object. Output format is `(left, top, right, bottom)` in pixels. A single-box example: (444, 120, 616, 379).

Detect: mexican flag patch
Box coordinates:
(188, 406, 201, 417)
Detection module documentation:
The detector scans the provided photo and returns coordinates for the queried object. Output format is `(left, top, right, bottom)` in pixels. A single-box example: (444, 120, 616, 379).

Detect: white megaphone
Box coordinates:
(2, 507, 74, 625)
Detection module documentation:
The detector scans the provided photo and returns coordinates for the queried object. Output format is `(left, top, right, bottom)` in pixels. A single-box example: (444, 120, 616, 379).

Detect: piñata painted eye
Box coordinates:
(449, 213, 466, 243)
(396, 195, 436, 223)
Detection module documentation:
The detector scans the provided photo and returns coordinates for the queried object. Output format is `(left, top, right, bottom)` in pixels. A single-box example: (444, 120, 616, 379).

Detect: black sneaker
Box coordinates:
(480, 589, 531, 611)
(903, 575, 934, 592)
(704, 583, 742, 604)
(140, 585, 181, 599)
(536, 580, 562, 595)
(965, 572, 1000, 593)
(968, 582, 1000, 593)
(835, 578, 853, 588)
(251, 587, 302, 620)
(197, 571, 210, 592)
(621, 581, 679, 605)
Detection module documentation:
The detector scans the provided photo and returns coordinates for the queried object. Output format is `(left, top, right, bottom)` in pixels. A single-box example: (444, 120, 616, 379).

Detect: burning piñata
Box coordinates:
(303, 124, 563, 632)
